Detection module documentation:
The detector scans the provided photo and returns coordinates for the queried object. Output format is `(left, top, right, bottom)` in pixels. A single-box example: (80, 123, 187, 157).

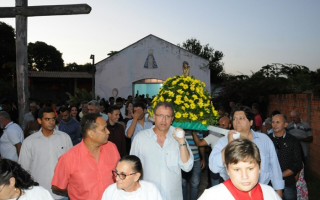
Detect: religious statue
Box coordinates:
(182, 61, 190, 76)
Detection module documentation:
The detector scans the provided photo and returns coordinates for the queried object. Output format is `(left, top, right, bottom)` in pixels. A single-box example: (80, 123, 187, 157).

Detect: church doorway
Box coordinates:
(133, 78, 164, 98)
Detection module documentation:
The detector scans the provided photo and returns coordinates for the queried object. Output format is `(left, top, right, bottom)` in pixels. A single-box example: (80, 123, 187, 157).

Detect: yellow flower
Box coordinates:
(148, 74, 219, 126)
(169, 91, 174, 97)
(174, 99, 183, 105)
(175, 112, 182, 118)
(213, 110, 218, 116)
(191, 115, 198, 121)
(190, 103, 196, 109)
(196, 87, 200, 93)
(192, 94, 198, 100)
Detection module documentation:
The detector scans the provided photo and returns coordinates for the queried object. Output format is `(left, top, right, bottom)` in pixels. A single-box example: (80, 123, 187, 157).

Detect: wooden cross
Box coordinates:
(0, 0, 91, 125)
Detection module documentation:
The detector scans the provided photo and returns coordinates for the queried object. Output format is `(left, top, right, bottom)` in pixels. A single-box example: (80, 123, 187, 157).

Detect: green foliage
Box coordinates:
(28, 41, 64, 71)
(66, 88, 94, 105)
(0, 22, 16, 82)
(216, 63, 320, 115)
(64, 62, 94, 72)
(0, 22, 15, 67)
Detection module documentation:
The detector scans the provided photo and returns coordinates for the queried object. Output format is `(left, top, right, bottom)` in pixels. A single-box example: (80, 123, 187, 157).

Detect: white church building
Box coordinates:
(95, 34, 210, 99)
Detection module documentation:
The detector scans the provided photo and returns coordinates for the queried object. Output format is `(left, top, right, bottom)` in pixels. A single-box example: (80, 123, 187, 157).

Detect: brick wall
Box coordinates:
(268, 93, 320, 178)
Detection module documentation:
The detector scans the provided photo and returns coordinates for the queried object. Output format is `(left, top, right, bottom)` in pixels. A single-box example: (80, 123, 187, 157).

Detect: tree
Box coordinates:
(179, 38, 224, 84)
(0, 22, 16, 98)
(28, 41, 64, 71)
(64, 62, 94, 72)
(66, 88, 93, 105)
(0, 22, 15, 66)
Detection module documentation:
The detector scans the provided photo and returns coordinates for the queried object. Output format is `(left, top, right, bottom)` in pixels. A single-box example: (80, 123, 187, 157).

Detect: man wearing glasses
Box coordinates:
(51, 113, 120, 200)
(19, 107, 73, 200)
(130, 102, 194, 200)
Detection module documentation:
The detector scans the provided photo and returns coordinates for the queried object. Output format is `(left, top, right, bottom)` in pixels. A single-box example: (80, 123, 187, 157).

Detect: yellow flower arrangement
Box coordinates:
(149, 75, 219, 129)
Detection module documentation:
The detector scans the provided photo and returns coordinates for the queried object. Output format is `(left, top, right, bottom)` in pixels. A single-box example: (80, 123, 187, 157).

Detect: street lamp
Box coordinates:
(90, 54, 95, 97)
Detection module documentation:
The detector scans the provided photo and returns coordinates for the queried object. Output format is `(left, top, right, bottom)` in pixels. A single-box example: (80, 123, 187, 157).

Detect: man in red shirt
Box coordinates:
(52, 113, 120, 200)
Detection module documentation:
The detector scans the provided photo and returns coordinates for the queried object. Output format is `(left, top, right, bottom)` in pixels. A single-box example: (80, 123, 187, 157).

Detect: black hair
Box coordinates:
(120, 155, 143, 180)
(107, 105, 120, 114)
(38, 107, 54, 119)
(125, 102, 133, 116)
(133, 101, 146, 110)
(231, 105, 255, 124)
(271, 110, 281, 117)
(59, 105, 70, 113)
(0, 159, 39, 189)
(80, 113, 101, 138)
(116, 97, 122, 103)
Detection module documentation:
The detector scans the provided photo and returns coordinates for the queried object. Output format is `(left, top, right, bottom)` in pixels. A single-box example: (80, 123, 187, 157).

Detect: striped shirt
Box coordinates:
(185, 130, 203, 161)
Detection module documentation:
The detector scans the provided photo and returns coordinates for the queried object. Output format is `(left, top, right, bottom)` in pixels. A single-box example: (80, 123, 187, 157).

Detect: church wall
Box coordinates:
(95, 35, 210, 99)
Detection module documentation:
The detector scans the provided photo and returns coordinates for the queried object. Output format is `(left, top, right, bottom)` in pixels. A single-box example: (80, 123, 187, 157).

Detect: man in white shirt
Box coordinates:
(19, 107, 72, 200)
(130, 102, 194, 200)
(22, 101, 38, 129)
(0, 111, 24, 161)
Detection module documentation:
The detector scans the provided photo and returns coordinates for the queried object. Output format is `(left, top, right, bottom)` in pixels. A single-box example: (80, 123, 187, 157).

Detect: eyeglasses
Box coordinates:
(112, 170, 137, 180)
(154, 114, 172, 120)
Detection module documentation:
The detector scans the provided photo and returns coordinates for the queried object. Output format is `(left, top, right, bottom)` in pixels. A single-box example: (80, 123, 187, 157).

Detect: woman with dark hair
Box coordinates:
(0, 159, 53, 199)
(123, 102, 133, 124)
(101, 155, 162, 200)
(69, 105, 80, 122)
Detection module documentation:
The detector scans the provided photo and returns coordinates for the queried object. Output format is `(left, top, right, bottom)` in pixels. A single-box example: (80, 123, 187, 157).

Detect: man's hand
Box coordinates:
(172, 128, 186, 144)
(227, 130, 238, 143)
(132, 108, 143, 120)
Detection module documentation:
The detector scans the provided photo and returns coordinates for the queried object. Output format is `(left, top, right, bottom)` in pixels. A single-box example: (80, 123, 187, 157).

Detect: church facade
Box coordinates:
(95, 34, 210, 99)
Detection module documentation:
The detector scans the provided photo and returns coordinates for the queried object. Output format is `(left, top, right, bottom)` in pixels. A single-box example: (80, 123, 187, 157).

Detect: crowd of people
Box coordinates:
(0, 95, 313, 200)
